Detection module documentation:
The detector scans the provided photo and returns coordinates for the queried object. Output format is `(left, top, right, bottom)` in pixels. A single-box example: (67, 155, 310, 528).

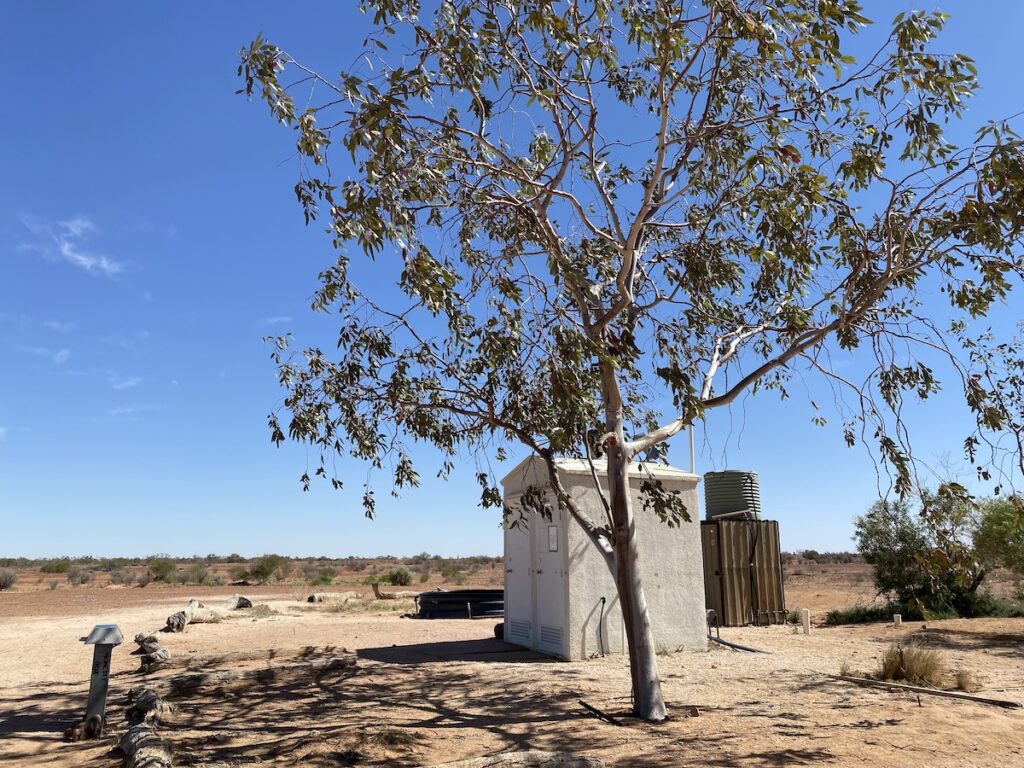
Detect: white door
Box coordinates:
(531, 505, 567, 657)
(503, 515, 534, 647)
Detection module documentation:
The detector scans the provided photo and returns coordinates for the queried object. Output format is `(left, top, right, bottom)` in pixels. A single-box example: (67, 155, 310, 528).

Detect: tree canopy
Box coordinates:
(241, 1, 1024, 507)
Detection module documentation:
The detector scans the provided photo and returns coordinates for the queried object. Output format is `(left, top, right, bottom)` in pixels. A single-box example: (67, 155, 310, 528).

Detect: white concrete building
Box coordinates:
(501, 456, 707, 660)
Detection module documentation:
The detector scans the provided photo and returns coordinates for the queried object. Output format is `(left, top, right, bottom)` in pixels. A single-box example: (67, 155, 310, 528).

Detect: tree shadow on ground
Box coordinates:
(0, 675, 127, 766)
(357, 637, 553, 665)
(909, 627, 1024, 659)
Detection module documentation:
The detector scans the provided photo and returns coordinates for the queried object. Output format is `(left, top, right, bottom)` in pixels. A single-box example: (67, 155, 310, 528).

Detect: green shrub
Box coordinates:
(136, 571, 153, 587)
(439, 562, 460, 581)
(147, 556, 176, 582)
(824, 604, 903, 625)
(230, 566, 251, 582)
(108, 569, 135, 586)
(187, 563, 209, 585)
(386, 566, 412, 586)
(68, 567, 94, 586)
(252, 554, 288, 584)
(0, 569, 17, 591)
(40, 559, 71, 574)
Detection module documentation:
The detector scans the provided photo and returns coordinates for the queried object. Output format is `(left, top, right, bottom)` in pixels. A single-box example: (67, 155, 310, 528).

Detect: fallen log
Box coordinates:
(140, 647, 172, 674)
(119, 723, 172, 768)
(826, 674, 1023, 709)
(225, 594, 252, 610)
(163, 599, 224, 632)
(414, 752, 605, 768)
(163, 610, 190, 633)
(307, 590, 361, 603)
(132, 633, 172, 672)
(371, 583, 419, 600)
(126, 689, 174, 726)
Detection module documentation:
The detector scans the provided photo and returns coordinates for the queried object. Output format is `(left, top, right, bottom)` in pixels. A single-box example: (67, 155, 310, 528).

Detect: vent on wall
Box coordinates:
(509, 620, 530, 641)
(539, 625, 563, 649)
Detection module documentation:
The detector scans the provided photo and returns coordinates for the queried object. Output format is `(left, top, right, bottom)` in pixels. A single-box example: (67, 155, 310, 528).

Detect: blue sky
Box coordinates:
(1, 1, 1021, 558)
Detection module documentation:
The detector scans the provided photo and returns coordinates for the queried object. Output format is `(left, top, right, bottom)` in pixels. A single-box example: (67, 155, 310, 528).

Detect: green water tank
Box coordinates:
(703, 470, 761, 520)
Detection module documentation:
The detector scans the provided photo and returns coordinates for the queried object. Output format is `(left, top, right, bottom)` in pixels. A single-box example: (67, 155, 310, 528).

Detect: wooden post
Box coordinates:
(893, 614, 902, 627)
(801, 608, 811, 635)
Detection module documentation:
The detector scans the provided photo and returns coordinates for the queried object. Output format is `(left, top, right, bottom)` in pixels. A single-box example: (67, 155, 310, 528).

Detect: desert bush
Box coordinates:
(303, 562, 335, 585)
(439, 562, 460, 581)
(68, 567, 94, 586)
(974, 496, 1024, 573)
(0, 569, 17, 591)
(877, 643, 944, 687)
(824, 604, 904, 625)
(40, 559, 71, 574)
(386, 566, 412, 586)
(206, 572, 227, 586)
(418, 562, 431, 583)
(136, 570, 153, 587)
(108, 568, 135, 586)
(187, 563, 209, 585)
(230, 566, 251, 582)
(802, 549, 821, 563)
(147, 556, 176, 582)
(252, 554, 291, 584)
(48, 579, 59, 590)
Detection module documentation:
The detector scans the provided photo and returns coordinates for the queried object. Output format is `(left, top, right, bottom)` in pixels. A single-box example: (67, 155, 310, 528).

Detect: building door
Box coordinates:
(531, 506, 566, 657)
(503, 518, 534, 647)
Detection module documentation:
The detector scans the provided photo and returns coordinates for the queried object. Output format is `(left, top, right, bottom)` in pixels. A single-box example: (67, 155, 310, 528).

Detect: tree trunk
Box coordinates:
(601, 364, 667, 721)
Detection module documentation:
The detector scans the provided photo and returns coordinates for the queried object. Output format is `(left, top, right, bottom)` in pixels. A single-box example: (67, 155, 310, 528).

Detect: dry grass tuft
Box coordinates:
(877, 643, 945, 687)
(369, 727, 422, 748)
(247, 604, 279, 619)
(839, 659, 853, 677)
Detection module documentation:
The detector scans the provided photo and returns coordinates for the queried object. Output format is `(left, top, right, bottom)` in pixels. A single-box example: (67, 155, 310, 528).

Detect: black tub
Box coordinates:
(415, 588, 504, 619)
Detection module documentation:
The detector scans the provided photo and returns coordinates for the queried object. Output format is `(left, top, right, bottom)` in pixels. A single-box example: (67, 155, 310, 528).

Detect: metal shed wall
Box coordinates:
(701, 519, 785, 627)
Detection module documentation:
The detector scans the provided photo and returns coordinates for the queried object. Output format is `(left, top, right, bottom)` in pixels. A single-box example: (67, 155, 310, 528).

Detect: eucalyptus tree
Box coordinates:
(239, 0, 1024, 720)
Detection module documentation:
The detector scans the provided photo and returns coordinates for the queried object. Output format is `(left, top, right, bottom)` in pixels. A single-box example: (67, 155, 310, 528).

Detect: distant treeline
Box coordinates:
(0, 553, 504, 589)
(0, 553, 501, 570)
(781, 551, 862, 565)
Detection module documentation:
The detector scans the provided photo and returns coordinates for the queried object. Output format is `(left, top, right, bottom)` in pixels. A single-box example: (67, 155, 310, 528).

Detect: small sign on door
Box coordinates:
(547, 525, 558, 552)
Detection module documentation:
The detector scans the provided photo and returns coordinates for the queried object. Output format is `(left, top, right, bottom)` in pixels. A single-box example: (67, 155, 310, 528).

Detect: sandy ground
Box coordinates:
(1, 581, 1023, 767)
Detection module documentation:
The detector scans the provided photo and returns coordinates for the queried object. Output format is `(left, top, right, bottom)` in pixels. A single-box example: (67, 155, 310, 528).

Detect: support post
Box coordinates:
(801, 608, 811, 635)
(893, 614, 902, 628)
(81, 624, 124, 722)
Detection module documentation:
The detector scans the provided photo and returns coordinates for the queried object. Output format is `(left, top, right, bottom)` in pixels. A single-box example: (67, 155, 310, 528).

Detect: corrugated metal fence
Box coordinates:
(701, 519, 786, 626)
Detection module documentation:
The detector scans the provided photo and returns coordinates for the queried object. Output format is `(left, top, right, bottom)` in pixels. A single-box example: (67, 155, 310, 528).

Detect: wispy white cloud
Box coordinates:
(110, 376, 142, 390)
(109, 403, 162, 417)
(261, 315, 293, 325)
(18, 213, 124, 276)
(101, 330, 150, 353)
(22, 346, 70, 364)
(0, 313, 74, 332)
